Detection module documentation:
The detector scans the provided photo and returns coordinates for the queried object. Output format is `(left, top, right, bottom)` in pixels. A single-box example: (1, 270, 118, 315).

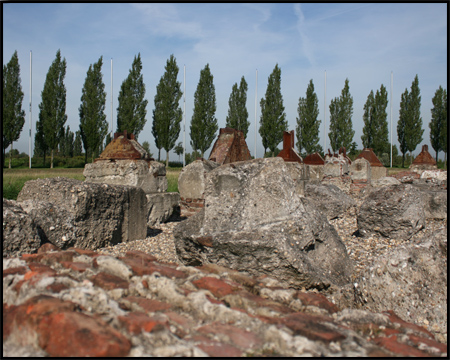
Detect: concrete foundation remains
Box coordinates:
(354, 148, 387, 180)
(178, 159, 220, 216)
(303, 152, 325, 183)
(208, 127, 252, 165)
(350, 158, 371, 194)
(83, 131, 179, 226)
(324, 148, 350, 177)
(410, 144, 437, 171)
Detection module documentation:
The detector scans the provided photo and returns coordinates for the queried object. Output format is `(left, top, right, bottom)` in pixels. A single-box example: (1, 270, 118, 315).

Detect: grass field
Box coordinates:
(3, 167, 182, 201)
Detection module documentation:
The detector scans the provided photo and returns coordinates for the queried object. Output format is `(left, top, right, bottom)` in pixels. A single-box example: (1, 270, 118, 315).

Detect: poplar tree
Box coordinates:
(38, 49, 67, 168)
(73, 130, 83, 157)
(429, 86, 447, 162)
(398, 75, 424, 167)
(116, 53, 148, 139)
(361, 84, 389, 156)
(225, 76, 249, 137)
(397, 89, 409, 167)
(259, 64, 287, 157)
(405, 75, 424, 157)
(152, 54, 183, 166)
(296, 79, 321, 155)
(79, 56, 108, 163)
(328, 78, 354, 152)
(3, 50, 26, 168)
(190, 64, 218, 158)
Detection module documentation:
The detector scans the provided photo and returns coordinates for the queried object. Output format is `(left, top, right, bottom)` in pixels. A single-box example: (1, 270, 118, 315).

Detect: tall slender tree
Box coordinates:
(441, 89, 448, 167)
(361, 84, 389, 156)
(225, 76, 250, 137)
(429, 86, 447, 162)
(259, 64, 287, 157)
(38, 49, 67, 168)
(73, 130, 83, 157)
(328, 78, 354, 152)
(116, 53, 148, 139)
(79, 56, 108, 163)
(295, 79, 321, 155)
(3, 50, 26, 168)
(152, 54, 183, 166)
(397, 89, 409, 167)
(190, 64, 218, 158)
(406, 75, 424, 158)
(398, 75, 424, 167)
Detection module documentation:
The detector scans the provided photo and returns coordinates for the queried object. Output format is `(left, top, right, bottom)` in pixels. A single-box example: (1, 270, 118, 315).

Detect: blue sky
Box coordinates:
(3, 3, 447, 161)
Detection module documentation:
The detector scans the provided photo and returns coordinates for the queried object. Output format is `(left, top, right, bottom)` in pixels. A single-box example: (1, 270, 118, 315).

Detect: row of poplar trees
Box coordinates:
(3, 49, 448, 169)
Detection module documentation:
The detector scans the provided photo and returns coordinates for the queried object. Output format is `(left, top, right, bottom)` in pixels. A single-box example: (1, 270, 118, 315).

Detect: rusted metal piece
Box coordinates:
(95, 130, 151, 162)
(354, 148, 384, 167)
(208, 128, 252, 165)
(411, 145, 436, 166)
(303, 152, 325, 165)
(277, 130, 303, 163)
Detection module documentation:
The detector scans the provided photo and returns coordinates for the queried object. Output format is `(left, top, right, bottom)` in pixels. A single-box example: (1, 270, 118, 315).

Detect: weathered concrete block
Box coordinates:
(83, 160, 167, 194)
(370, 166, 387, 180)
(17, 178, 147, 250)
(306, 164, 323, 183)
(285, 162, 309, 196)
(146, 192, 181, 226)
(350, 158, 371, 181)
(178, 159, 219, 200)
(3, 199, 42, 257)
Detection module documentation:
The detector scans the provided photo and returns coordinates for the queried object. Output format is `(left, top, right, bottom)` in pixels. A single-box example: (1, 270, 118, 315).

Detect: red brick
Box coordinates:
(60, 261, 90, 272)
(38, 311, 131, 357)
(3, 303, 18, 340)
(39, 251, 76, 265)
(124, 250, 158, 263)
(27, 262, 56, 274)
(21, 253, 44, 262)
(45, 282, 69, 293)
(90, 272, 129, 290)
(125, 296, 172, 313)
(3, 266, 27, 278)
(276, 312, 345, 343)
(37, 243, 61, 253)
(407, 334, 448, 354)
(121, 257, 187, 279)
(118, 311, 168, 335)
(372, 335, 431, 357)
(228, 290, 294, 315)
(295, 291, 340, 314)
(192, 276, 238, 298)
(382, 310, 435, 338)
(68, 247, 100, 257)
(196, 322, 264, 350)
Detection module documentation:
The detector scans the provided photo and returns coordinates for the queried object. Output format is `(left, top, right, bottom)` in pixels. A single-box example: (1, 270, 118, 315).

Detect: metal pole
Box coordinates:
(29, 50, 32, 168)
(183, 65, 186, 167)
(255, 69, 257, 159)
(390, 71, 393, 168)
(324, 70, 327, 153)
(111, 58, 113, 138)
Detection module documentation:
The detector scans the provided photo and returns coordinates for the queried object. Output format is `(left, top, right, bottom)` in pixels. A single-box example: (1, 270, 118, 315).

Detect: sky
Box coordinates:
(3, 2, 448, 162)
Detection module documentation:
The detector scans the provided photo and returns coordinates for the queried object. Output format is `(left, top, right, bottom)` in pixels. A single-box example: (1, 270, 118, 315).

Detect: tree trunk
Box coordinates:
(158, 149, 161, 162)
(9, 143, 12, 169)
(51, 149, 54, 169)
(402, 152, 405, 168)
(166, 149, 169, 167)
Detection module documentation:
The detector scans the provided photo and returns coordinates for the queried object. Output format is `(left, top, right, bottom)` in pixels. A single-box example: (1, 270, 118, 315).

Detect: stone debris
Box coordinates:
(3, 241, 447, 357)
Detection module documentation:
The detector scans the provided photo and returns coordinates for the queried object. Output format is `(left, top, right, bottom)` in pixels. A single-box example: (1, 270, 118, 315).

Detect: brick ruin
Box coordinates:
(208, 127, 252, 165)
(354, 148, 387, 180)
(410, 144, 437, 171)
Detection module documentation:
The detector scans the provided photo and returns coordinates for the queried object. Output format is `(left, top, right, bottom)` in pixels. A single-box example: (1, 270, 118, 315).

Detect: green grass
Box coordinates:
(3, 168, 86, 200)
(3, 167, 183, 201)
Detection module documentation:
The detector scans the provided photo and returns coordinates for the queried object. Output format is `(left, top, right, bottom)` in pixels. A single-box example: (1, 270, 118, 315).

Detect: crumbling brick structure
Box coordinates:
(208, 127, 252, 165)
(410, 144, 437, 171)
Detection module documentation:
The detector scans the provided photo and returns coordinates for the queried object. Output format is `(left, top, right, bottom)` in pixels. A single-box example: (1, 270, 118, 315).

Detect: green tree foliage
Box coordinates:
(174, 141, 183, 162)
(429, 86, 447, 162)
(397, 75, 424, 167)
(34, 118, 48, 166)
(295, 79, 322, 155)
(3, 50, 26, 168)
(73, 130, 83, 157)
(116, 53, 148, 139)
(259, 64, 287, 157)
(141, 140, 153, 158)
(361, 84, 389, 156)
(152, 55, 183, 167)
(190, 64, 218, 158)
(328, 78, 354, 152)
(59, 125, 74, 157)
(79, 56, 108, 163)
(38, 49, 67, 168)
(225, 76, 249, 137)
